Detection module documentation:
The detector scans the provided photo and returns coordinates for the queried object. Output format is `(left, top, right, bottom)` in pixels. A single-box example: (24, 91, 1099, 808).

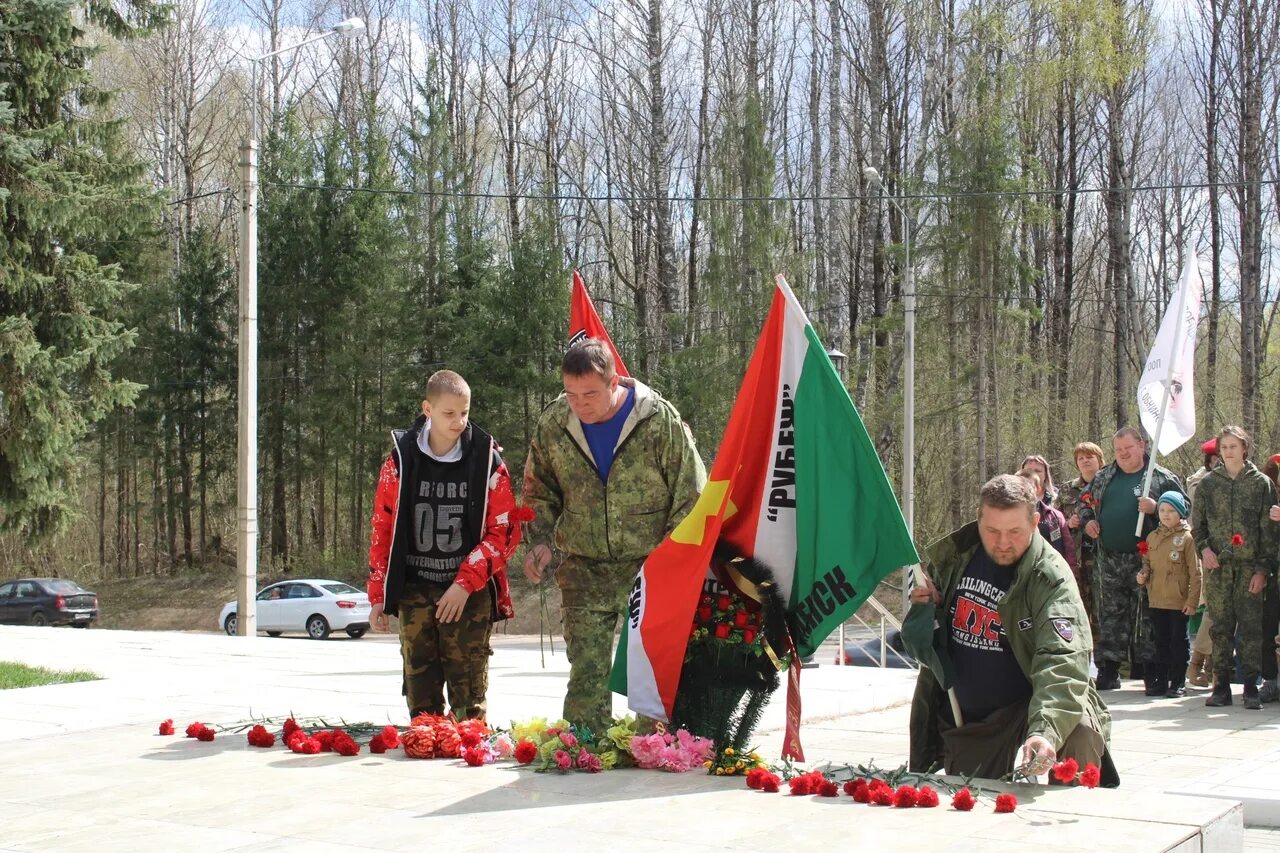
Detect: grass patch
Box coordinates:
(0, 661, 99, 689)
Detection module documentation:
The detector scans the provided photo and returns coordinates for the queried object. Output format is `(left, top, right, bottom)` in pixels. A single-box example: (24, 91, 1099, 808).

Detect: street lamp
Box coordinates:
(862, 166, 916, 615)
(236, 17, 365, 637)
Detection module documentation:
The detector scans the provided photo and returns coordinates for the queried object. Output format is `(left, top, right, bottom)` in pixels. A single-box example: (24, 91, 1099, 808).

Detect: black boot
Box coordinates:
(1244, 680, 1262, 710)
(1096, 660, 1121, 691)
(1144, 663, 1168, 697)
(1205, 675, 1233, 707)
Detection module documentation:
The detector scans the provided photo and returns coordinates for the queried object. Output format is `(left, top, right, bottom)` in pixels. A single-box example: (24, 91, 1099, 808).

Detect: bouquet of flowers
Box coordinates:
(508, 718, 606, 773)
(628, 726, 716, 772)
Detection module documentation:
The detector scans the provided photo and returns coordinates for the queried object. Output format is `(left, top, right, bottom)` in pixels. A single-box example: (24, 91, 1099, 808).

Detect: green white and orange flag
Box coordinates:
(610, 275, 918, 757)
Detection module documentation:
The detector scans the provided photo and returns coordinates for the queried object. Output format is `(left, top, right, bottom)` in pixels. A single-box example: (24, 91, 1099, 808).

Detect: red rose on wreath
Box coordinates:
(994, 793, 1018, 813)
(716, 594, 731, 610)
(158, 719, 174, 736)
(733, 612, 749, 628)
(514, 739, 538, 765)
(701, 594, 713, 606)
(714, 624, 731, 639)
(1137, 541, 1149, 556)
(698, 606, 712, 622)
(743, 629, 757, 644)
(1231, 533, 1245, 547)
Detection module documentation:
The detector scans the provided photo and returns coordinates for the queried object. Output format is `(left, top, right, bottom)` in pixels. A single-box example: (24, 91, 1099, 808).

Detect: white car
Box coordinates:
(219, 579, 371, 640)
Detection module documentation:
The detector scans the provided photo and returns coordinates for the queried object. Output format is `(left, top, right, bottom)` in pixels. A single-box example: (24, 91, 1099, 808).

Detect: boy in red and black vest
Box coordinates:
(367, 370, 526, 719)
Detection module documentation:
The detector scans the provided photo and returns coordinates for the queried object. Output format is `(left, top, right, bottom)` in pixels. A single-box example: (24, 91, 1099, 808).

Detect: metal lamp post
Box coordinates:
(236, 17, 365, 637)
(862, 166, 916, 615)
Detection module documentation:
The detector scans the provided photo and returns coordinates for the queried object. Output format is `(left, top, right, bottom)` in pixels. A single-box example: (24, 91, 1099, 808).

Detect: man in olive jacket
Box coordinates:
(908, 474, 1117, 785)
(522, 339, 706, 732)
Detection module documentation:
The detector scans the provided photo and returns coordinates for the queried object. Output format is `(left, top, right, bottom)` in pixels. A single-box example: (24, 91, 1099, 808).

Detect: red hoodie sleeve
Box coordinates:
(367, 456, 399, 605)
(453, 457, 523, 593)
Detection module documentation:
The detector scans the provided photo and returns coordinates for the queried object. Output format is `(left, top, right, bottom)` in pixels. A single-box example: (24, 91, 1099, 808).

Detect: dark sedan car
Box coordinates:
(0, 578, 99, 627)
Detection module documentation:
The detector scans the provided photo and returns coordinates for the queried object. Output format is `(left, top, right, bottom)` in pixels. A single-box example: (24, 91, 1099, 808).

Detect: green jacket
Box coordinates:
(521, 378, 707, 562)
(1190, 462, 1277, 574)
(1076, 457, 1185, 545)
(908, 522, 1112, 773)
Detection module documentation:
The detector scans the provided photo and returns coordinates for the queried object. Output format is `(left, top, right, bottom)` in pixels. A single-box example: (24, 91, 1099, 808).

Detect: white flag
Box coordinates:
(1137, 248, 1203, 455)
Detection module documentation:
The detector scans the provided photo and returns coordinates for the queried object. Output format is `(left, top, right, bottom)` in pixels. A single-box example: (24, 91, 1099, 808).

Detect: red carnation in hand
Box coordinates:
(1082, 492, 1094, 506)
(1052, 758, 1080, 784)
(1231, 533, 1245, 547)
(1137, 541, 1149, 556)
(893, 785, 918, 808)
(1080, 763, 1102, 789)
(369, 734, 388, 754)
(714, 624, 731, 639)
(994, 793, 1018, 813)
(818, 780, 839, 797)
(158, 719, 175, 736)
(716, 594, 732, 610)
(916, 786, 940, 808)
(380, 725, 400, 749)
(514, 739, 538, 765)
(195, 726, 215, 742)
(952, 787, 976, 811)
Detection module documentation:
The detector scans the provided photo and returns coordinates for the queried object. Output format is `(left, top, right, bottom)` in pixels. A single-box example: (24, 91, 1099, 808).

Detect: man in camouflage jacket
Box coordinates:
(1191, 426, 1277, 709)
(522, 339, 706, 733)
(1076, 428, 1185, 691)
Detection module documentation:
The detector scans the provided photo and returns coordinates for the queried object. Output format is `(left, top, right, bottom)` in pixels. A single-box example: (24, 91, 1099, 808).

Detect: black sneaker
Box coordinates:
(1165, 686, 1187, 698)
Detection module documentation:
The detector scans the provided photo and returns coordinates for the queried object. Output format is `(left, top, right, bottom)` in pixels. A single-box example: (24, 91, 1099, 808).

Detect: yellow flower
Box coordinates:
(724, 747, 735, 756)
(702, 760, 712, 767)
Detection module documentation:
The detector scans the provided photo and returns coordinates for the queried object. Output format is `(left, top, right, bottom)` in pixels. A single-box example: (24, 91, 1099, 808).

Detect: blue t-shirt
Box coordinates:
(947, 548, 1032, 721)
(581, 385, 635, 484)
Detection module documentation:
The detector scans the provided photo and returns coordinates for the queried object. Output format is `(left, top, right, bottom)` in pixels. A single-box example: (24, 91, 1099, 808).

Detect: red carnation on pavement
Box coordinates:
(818, 780, 839, 797)
(184, 722, 205, 738)
(313, 730, 336, 752)
(788, 775, 813, 796)
(1081, 763, 1102, 789)
(195, 726, 215, 742)
(158, 719, 175, 736)
(282, 718, 301, 741)
(369, 734, 388, 754)
(247, 725, 275, 748)
(952, 787, 975, 811)
(916, 786, 940, 808)
(460, 730, 482, 749)
(331, 731, 360, 757)
(1052, 758, 1080, 784)
(852, 783, 872, 804)
(872, 787, 894, 806)
(463, 746, 486, 767)
(290, 735, 321, 755)
(514, 739, 538, 765)
(380, 725, 400, 749)
(1137, 541, 1149, 556)
(843, 779, 866, 798)
(994, 793, 1018, 813)
(746, 768, 769, 790)
(761, 775, 780, 793)
(1231, 533, 1245, 547)
(893, 785, 918, 808)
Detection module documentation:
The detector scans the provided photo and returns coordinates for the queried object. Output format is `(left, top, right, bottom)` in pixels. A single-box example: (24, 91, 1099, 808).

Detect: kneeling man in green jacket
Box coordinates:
(908, 474, 1118, 786)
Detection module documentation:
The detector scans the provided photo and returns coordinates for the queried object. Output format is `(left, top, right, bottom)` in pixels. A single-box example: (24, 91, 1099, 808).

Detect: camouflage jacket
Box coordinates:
(1190, 462, 1277, 573)
(1076, 457, 1185, 545)
(521, 378, 707, 562)
(1054, 476, 1096, 556)
(909, 523, 1111, 769)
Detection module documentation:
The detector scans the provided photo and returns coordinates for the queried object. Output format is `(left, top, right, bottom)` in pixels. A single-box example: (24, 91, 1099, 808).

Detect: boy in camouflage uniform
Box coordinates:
(367, 370, 524, 719)
(1192, 425, 1277, 709)
(1077, 427, 1185, 692)
(523, 339, 706, 733)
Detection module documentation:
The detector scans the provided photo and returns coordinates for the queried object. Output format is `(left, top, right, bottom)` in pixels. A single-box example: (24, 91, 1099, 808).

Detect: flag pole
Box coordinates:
(1133, 243, 1197, 538)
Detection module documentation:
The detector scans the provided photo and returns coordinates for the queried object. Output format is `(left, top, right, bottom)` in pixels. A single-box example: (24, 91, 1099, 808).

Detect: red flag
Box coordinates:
(569, 270, 629, 377)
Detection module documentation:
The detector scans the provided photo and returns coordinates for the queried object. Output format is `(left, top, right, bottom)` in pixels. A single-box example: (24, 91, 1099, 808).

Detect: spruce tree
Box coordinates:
(0, 0, 163, 536)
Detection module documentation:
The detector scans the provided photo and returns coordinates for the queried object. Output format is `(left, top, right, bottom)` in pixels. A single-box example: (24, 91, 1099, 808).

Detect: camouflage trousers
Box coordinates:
(1079, 546, 1099, 644)
(1094, 547, 1155, 666)
(1206, 561, 1265, 680)
(555, 555, 642, 734)
(397, 581, 493, 720)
